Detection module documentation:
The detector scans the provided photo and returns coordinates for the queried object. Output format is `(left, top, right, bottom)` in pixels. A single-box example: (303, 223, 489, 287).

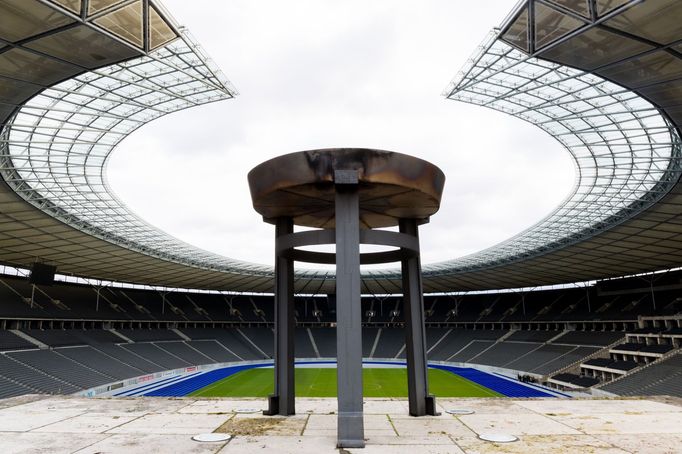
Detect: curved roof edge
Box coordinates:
(2, 0, 682, 294)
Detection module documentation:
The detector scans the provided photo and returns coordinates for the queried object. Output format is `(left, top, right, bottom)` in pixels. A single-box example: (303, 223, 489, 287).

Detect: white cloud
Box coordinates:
(107, 0, 575, 268)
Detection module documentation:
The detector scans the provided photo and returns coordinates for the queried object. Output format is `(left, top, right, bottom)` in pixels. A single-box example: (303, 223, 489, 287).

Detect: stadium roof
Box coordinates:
(1, 0, 682, 293)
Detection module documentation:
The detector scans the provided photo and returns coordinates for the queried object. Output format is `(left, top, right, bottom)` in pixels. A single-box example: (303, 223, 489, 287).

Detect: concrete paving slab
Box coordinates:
(74, 433, 229, 453)
(219, 435, 338, 453)
(0, 394, 46, 410)
(11, 396, 191, 415)
(107, 413, 229, 434)
(364, 399, 410, 414)
(179, 399, 266, 414)
(0, 409, 85, 431)
(364, 414, 395, 431)
(437, 398, 534, 415)
(224, 413, 308, 435)
(453, 434, 630, 454)
(0, 396, 680, 453)
(595, 433, 682, 453)
(304, 414, 337, 429)
(459, 412, 581, 436)
(389, 416, 473, 437)
(304, 428, 398, 437)
(291, 398, 338, 414)
(558, 412, 682, 434)
(515, 398, 682, 415)
(348, 445, 466, 454)
(363, 434, 457, 445)
(32, 413, 138, 433)
(0, 432, 108, 454)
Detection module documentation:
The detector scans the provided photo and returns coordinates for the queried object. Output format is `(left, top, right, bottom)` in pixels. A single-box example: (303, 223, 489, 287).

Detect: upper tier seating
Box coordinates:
(0, 331, 34, 351)
(601, 354, 682, 397)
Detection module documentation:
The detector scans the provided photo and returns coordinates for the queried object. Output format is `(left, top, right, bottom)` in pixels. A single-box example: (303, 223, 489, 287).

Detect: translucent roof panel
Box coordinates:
(149, 6, 177, 50)
(534, 2, 585, 50)
(440, 30, 681, 275)
(501, 7, 529, 52)
(88, 0, 127, 15)
(0, 30, 264, 280)
(0, 48, 79, 85)
(2, 0, 682, 293)
(48, 0, 82, 14)
(93, 0, 143, 48)
(605, 0, 682, 45)
(0, 0, 73, 43)
(596, 0, 631, 16)
(25, 24, 140, 69)
(539, 26, 652, 70)
(547, 0, 590, 18)
(598, 50, 682, 89)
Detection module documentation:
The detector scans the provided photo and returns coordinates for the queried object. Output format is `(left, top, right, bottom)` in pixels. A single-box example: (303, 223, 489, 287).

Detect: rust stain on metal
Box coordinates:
(248, 148, 445, 228)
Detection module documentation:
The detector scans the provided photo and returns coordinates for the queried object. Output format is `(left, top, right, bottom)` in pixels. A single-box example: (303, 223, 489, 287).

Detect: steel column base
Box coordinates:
(337, 412, 365, 448)
(425, 395, 439, 416)
(263, 395, 279, 416)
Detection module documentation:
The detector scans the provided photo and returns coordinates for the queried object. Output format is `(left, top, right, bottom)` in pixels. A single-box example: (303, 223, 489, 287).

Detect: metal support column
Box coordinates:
(265, 217, 295, 416)
(399, 218, 438, 416)
(334, 169, 365, 448)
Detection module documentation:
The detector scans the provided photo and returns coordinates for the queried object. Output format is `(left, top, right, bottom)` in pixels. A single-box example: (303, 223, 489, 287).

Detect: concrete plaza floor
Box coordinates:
(0, 395, 681, 453)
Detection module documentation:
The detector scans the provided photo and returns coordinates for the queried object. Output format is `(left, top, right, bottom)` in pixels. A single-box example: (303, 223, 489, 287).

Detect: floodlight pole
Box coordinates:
(334, 169, 365, 448)
(264, 216, 295, 416)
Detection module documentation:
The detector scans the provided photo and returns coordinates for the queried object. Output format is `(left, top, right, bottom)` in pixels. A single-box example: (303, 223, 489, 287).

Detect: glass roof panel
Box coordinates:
(501, 7, 529, 52)
(93, 0, 143, 48)
(442, 33, 681, 276)
(598, 50, 682, 88)
(596, 0, 634, 17)
(0, 0, 73, 43)
(149, 6, 177, 50)
(538, 26, 653, 70)
(88, 0, 126, 15)
(1, 31, 244, 284)
(534, 2, 586, 50)
(605, 0, 682, 45)
(547, 0, 590, 18)
(48, 0, 81, 14)
(0, 48, 78, 85)
(25, 24, 140, 69)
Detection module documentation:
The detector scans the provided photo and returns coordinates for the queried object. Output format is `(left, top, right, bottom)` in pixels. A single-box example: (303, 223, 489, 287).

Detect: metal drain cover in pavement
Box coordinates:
(446, 409, 475, 415)
(192, 433, 232, 442)
(235, 408, 260, 414)
(478, 433, 519, 443)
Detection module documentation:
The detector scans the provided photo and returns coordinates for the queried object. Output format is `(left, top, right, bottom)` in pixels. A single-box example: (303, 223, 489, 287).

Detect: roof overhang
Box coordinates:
(1, 0, 682, 293)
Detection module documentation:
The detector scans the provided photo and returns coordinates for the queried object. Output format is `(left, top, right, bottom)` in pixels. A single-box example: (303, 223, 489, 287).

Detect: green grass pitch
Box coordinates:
(189, 367, 502, 398)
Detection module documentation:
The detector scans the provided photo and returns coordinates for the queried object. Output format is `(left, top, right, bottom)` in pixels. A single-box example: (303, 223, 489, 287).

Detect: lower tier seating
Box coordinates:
(0, 326, 678, 399)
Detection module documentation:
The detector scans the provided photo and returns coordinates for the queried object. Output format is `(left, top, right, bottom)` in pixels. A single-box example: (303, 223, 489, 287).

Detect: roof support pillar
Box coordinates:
(334, 169, 365, 448)
(264, 216, 295, 416)
(400, 218, 438, 416)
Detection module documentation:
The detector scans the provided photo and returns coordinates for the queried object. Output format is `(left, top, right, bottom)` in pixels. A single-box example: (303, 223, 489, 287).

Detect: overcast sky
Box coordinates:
(107, 0, 575, 269)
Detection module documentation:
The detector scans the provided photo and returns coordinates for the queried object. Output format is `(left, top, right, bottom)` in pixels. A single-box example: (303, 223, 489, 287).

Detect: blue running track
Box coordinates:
(430, 364, 555, 398)
(144, 364, 258, 397)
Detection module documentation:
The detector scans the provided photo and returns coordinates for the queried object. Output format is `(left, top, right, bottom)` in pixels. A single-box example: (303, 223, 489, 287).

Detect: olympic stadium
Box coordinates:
(0, 0, 682, 452)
